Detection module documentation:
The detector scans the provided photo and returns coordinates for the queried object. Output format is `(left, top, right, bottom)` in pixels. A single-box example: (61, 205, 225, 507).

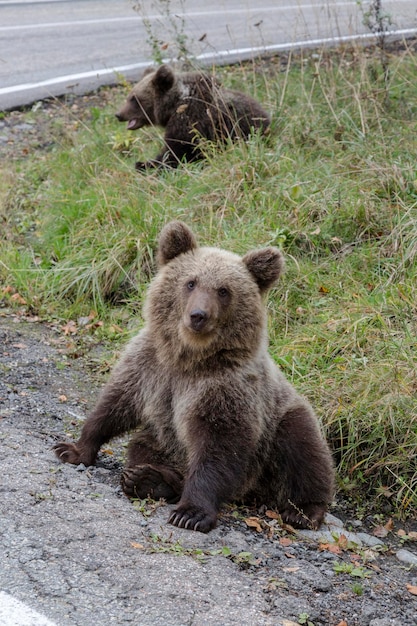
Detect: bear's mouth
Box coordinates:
(127, 119, 142, 131)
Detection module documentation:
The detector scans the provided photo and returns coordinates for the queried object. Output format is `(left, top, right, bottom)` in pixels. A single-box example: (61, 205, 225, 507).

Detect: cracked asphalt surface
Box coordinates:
(1, 312, 416, 626)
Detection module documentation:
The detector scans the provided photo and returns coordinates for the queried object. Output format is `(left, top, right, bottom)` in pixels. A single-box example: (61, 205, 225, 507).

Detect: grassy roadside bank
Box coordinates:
(1, 42, 417, 518)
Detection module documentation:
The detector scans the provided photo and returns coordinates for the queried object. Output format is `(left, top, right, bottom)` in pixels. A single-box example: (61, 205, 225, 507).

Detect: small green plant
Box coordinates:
(110, 131, 139, 155)
(210, 546, 258, 567)
(31, 491, 53, 503)
(209, 546, 233, 558)
(358, 0, 393, 85)
(334, 562, 372, 579)
(298, 613, 315, 626)
(351, 582, 364, 595)
(132, 498, 163, 517)
(360, 0, 392, 45)
(146, 536, 257, 566)
(148, 533, 205, 559)
(132, 0, 193, 64)
(231, 551, 258, 567)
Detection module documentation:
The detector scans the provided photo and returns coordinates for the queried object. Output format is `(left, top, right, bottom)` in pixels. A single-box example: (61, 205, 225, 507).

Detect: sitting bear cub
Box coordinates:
(115, 65, 270, 170)
(54, 221, 334, 532)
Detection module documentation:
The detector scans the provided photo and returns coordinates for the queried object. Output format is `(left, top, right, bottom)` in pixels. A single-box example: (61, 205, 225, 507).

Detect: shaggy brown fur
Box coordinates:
(115, 65, 270, 170)
(54, 221, 334, 533)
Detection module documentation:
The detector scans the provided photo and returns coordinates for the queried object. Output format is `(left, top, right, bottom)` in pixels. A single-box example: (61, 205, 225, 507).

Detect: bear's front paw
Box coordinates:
(168, 504, 217, 533)
(135, 160, 160, 171)
(53, 442, 94, 466)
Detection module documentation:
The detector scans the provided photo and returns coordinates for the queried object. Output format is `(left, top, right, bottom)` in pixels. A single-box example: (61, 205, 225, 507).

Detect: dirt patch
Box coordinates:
(0, 87, 121, 162)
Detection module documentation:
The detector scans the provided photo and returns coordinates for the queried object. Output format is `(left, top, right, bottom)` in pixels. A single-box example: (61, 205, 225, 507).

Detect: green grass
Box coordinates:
(1, 42, 417, 517)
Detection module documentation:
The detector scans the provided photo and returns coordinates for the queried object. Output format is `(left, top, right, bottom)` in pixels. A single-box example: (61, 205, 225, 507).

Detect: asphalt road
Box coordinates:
(1, 0, 416, 111)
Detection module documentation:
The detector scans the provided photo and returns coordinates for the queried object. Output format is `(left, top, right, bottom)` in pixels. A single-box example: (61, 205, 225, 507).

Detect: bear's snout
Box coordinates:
(115, 109, 144, 130)
(189, 308, 209, 332)
(183, 286, 218, 336)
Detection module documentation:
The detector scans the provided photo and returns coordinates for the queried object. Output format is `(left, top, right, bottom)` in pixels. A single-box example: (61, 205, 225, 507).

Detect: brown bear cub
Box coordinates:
(54, 221, 334, 533)
(115, 65, 270, 170)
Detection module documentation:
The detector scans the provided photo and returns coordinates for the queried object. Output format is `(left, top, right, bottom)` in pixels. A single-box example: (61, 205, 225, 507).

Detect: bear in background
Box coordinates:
(54, 221, 334, 533)
(115, 65, 270, 170)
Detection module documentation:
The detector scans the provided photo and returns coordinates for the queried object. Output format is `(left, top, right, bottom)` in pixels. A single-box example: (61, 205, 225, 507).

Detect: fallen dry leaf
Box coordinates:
(279, 537, 293, 547)
(374, 517, 394, 537)
(131, 542, 145, 550)
(373, 518, 394, 538)
(85, 320, 104, 331)
(265, 509, 281, 519)
(373, 525, 389, 538)
(281, 523, 297, 534)
(62, 320, 77, 335)
(336, 621, 348, 626)
(58, 395, 67, 403)
(406, 583, 417, 596)
(11, 293, 26, 305)
(337, 534, 349, 550)
(319, 542, 342, 555)
(245, 517, 263, 532)
(378, 485, 394, 498)
(350, 553, 361, 563)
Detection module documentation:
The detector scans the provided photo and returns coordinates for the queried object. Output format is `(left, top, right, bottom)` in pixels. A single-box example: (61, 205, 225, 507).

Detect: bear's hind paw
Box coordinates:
(121, 464, 182, 503)
(281, 502, 327, 530)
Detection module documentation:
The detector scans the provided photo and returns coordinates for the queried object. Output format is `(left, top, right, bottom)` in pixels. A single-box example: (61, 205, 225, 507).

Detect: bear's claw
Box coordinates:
(53, 442, 82, 464)
(168, 504, 217, 533)
(53, 442, 95, 467)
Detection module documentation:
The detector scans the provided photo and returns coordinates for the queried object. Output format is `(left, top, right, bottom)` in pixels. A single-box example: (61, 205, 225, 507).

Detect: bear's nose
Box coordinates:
(115, 113, 123, 121)
(190, 309, 208, 332)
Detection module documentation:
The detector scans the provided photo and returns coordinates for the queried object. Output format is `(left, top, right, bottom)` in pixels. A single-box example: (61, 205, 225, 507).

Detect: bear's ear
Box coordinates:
(157, 221, 198, 266)
(153, 65, 175, 92)
(141, 67, 156, 78)
(242, 247, 285, 293)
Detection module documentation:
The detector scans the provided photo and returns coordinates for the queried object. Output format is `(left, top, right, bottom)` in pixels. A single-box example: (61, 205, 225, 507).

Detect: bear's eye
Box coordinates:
(218, 287, 229, 298)
(187, 280, 195, 291)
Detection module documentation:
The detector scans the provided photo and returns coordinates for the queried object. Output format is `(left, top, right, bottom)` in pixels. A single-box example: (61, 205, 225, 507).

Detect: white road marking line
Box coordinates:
(1, 28, 416, 98)
(0, 591, 57, 626)
(0, 3, 365, 33)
